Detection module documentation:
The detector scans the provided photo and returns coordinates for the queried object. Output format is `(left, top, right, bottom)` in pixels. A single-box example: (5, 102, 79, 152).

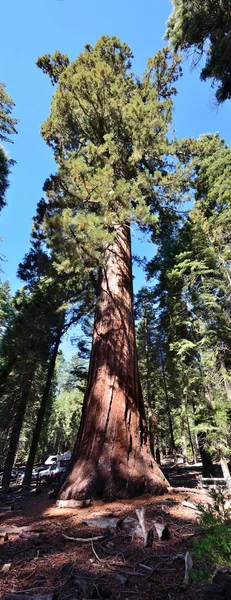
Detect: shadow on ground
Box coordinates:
(0, 467, 208, 600)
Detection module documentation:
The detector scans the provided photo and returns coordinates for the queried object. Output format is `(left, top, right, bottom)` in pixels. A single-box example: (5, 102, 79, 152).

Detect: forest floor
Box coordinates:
(0, 464, 211, 600)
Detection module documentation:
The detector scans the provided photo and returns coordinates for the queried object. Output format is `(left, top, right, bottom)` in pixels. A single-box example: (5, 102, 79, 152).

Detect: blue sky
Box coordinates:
(1, 0, 230, 358)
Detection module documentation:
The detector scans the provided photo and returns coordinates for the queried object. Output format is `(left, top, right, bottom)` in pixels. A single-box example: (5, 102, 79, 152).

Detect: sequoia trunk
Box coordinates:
(59, 225, 168, 500)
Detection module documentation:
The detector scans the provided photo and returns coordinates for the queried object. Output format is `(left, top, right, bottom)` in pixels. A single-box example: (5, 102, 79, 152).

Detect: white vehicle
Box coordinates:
(39, 452, 71, 484)
(44, 455, 58, 466)
(45, 451, 71, 465)
(57, 451, 71, 460)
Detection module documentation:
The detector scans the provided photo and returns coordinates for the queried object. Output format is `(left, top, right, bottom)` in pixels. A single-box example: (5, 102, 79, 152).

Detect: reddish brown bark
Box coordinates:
(59, 225, 168, 501)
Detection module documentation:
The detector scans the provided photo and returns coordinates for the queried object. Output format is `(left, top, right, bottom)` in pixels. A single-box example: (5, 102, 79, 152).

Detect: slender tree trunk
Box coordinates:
(160, 356, 176, 454)
(145, 316, 151, 411)
(2, 365, 36, 489)
(156, 447, 161, 465)
(216, 249, 231, 291)
(23, 326, 63, 487)
(197, 431, 215, 477)
(59, 225, 168, 501)
(181, 429, 187, 465)
(219, 453, 231, 488)
(148, 415, 155, 458)
(192, 398, 214, 476)
(186, 415, 196, 463)
(144, 316, 155, 458)
(181, 397, 187, 464)
(220, 361, 231, 402)
(194, 432, 200, 457)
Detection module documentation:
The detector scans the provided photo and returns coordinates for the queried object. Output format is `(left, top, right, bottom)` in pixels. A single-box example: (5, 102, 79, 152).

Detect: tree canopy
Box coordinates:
(36, 36, 187, 277)
(166, 0, 231, 103)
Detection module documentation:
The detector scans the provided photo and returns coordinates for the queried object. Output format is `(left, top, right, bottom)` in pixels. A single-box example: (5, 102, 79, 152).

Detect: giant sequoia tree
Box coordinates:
(37, 36, 189, 500)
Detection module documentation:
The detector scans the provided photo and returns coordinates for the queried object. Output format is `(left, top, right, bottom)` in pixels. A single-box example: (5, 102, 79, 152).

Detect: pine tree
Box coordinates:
(146, 219, 217, 474)
(0, 284, 61, 487)
(193, 134, 231, 291)
(135, 287, 177, 461)
(0, 193, 95, 487)
(38, 352, 85, 459)
(0, 82, 18, 209)
(0, 280, 11, 337)
(148, 193, 231, 477)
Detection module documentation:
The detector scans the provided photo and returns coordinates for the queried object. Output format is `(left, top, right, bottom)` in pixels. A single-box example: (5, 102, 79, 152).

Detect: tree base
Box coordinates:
(58, 457, 169, 502)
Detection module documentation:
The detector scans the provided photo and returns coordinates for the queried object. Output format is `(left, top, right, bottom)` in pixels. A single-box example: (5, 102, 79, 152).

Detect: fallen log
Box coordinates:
(202, 478, 225, 483)
(82, 517, 119, 529)
(182, 501, 199, 512)
(83, 513, 154, 546)
(62, 533, 107, 542)
(56, 499, 91, 509)
(169, 486, 206, 494)
(0, 524, 45, 537)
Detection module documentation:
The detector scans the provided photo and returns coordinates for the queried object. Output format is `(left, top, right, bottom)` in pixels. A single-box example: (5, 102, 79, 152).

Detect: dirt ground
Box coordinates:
(0, 468, 210, 600)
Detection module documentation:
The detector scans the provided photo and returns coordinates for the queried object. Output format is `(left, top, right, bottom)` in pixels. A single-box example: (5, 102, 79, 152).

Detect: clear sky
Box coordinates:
(1, 0, 230, 357)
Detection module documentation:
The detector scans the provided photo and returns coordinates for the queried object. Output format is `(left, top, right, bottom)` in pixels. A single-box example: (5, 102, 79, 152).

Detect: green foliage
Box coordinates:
(38, 352, 86, 458)
(192, 485, 231, 576)
(0, 283, 62, 465)
(0, 83, 18, 143)
(0, 280, 11, 336)
(16, 361, 51, 463)
(144, 133, 231, 463)
(0, 82, 18, 210)
(36, 51, 70, 85)
(166, 0, 231, 103)
(37, 36, 189, 279)
(135, 287, 176, 454)
(0, 146, 10, 210)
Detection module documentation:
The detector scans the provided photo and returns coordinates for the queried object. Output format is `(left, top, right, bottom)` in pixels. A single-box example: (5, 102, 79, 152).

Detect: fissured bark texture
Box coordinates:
(59, 225, 168, 500)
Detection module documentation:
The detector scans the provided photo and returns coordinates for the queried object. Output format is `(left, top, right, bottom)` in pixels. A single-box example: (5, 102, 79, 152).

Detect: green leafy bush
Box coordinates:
(192, 484, 231, 576)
